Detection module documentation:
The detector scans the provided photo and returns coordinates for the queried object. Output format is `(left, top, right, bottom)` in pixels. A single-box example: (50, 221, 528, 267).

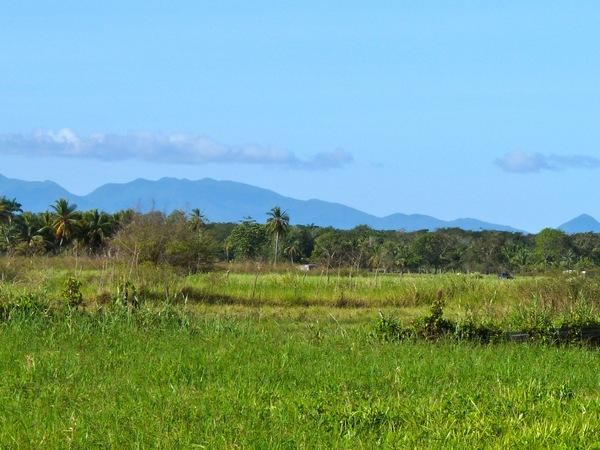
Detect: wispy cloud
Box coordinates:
(495, 151, 600, 173)
(0, 129, 353, 170)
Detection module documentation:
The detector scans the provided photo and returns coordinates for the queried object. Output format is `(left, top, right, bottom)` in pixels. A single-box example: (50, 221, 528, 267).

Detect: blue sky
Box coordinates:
(1, 2, 600, 233)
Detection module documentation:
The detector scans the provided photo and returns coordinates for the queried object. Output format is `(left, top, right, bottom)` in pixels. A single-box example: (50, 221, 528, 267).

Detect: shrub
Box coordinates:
(374, 290, 502, 343)
(412, 291, 453, 339)
(373, 313, 408, 342)
(62, 276, 83, 308)
(0, 292, 47, 321)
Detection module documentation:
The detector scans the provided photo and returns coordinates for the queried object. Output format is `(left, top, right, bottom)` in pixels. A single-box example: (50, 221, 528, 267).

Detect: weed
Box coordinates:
(0, 292, 47, 321)
(62, 276, 83, 308)
(374, 312, 408, 342)
(114, 280, 141, 311)
(413, 290, 453, 338)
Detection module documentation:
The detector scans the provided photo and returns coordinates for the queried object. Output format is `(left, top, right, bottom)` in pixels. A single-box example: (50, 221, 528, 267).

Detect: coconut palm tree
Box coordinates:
(283, 240, 301, 263)
(12, 212, 46, 256)
(50, 198, 80, 249)
(36, 211, 56, 252)
(14, 211, 38, 244)
(188, 208, 208, 232)
(80, 209, 115, 255)
(266, 206, 290, 265)
(0, 197, 22, 225)
(0, 197, 22, 249)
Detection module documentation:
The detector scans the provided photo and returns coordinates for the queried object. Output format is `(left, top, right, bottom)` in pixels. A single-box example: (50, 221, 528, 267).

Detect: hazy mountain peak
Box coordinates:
(558, 214, 600, 234)
(0, 173, 528, 232)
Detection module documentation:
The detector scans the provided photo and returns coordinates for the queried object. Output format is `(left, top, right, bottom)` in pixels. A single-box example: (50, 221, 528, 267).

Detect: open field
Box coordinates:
(1, 257, 600, 447)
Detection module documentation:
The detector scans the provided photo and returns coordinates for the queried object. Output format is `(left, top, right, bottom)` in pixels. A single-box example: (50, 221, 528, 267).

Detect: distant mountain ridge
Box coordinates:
(0, 173, 579, 233)
(558, 214, 600, 234)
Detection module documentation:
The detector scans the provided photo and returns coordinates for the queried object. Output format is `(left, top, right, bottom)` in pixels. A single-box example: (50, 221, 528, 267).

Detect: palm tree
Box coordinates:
(283, 240, 301, 263)
(14, 211, 38, 244)
(0, 197, 22, 225)
(36, 211, 56, 252)
(80, 209, 115, 254)
(0, 197, 22, 249)
(12, 212, 46, 256)
(188, 208, 208, 232)
(266, 206, 290, 265)
(50, 198, 80, 249)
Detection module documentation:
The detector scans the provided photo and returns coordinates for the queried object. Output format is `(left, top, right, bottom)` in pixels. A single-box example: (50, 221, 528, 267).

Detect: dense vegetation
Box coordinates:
(1, 259, 600, 447)
(3, 195, 600, 446)
(1, 195, 599, 274)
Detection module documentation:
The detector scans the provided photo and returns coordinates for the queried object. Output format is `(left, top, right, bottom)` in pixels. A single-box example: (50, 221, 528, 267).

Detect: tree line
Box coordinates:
(1, 195, 599, 273)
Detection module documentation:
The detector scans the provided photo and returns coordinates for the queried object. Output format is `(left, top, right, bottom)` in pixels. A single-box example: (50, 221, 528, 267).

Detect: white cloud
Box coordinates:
(0, 129, 353, 170)
(309, 148, 354, 168)
(495, 151, 600, 173)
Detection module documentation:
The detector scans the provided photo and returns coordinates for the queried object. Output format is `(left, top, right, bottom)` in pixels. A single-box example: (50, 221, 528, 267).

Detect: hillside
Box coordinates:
(558, 214, 600, 234)
(1, 173, 527, 232)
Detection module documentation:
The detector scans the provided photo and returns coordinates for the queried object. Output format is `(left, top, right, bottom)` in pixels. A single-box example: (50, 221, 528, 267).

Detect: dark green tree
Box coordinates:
(283, 225, 315, 263)
(50, 198, 81, 249)
(410, 232, 447, 272)
(463, 231, 506, 273)
(188, 208, 208, 232)
(13, 212, 45, 256)
(313, 229, 351, 269)
(266, 206, 290, 265)
(224, 217, 268, 261)
(0, 196, 22, 252)
(80, 209, 116, 255)
(535, 228, 571, 269)
(283, 239, 301, 263)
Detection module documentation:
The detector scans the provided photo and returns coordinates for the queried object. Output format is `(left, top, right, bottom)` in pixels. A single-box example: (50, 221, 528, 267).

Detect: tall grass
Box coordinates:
(2, 257, 600, 446)
(3, 256, 600, 322)
(1, 310, 600, 447)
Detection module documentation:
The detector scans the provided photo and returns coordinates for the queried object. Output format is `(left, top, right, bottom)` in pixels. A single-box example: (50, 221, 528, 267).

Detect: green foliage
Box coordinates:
(50, 198, 81, 249)
(3, 194, 600, 275)
(372, 286, 598, 345)
(79, 208, 116, 255)
(114, 280, 140, 310)
(510, 298, 556, 343)
(0, 292, 47, 321)
(282, 226, 314, 263)
(62, 276, 83, 308)
(0, 196, 23, 253)
(412, 291, 453, 338)
(453, 310, 503, 343)
(410, 232, 447, 271)
(374, 293, 487, 343)
(462, 231, 506, 273)
(224, 217, 268, 261)
(313, 229, 351, 269)
(535, 228, 571, 269)
(265, 206, 290, 265)
(111, 211, 216, 272)
(373, 313, 407, 342)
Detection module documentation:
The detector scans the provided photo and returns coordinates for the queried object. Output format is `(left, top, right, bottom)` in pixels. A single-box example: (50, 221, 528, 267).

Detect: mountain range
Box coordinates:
(557, 214, 600, 234)
(1, 173, 599, 234)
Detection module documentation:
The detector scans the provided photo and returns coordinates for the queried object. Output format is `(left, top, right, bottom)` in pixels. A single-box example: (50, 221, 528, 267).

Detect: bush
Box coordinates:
(62, 276, 83, 308)
(373, 313, 408, 342)
(110, 211, 217, 272)
(0, 292, 48, 321)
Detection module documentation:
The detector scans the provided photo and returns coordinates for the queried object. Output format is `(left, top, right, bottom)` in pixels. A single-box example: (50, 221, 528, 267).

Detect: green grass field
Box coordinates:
(1, 257, 600, 447)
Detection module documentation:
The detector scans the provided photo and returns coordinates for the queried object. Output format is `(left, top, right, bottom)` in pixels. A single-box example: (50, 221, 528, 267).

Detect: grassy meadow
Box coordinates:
(1, 257, 600, 447)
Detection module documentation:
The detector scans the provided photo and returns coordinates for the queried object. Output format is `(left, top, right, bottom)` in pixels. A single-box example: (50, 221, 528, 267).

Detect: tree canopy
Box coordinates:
(1, 196, 598, 274)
